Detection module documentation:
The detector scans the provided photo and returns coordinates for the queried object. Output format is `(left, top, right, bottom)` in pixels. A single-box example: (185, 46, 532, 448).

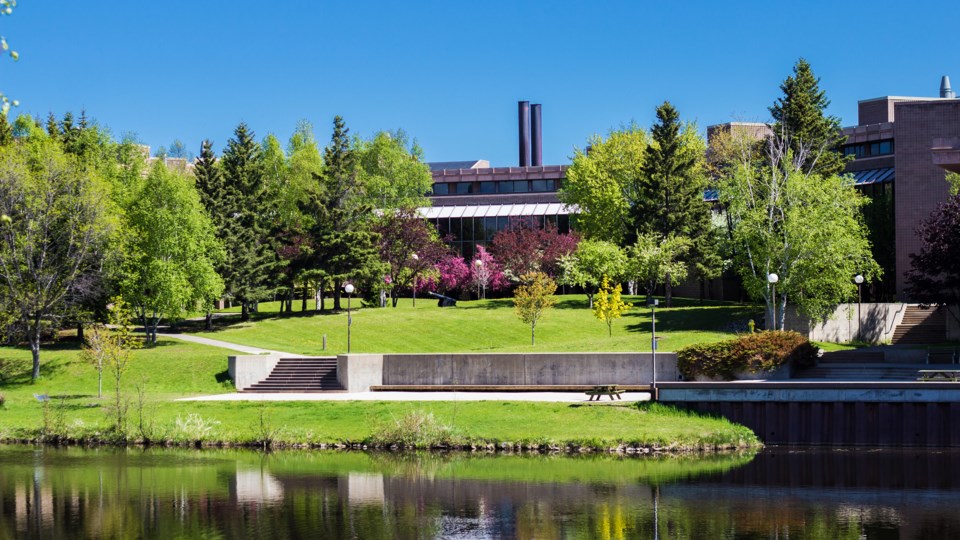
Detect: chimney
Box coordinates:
(530, 104, 542, 166)
(941, 76, 956, 99)
(518, 101, 531, 166)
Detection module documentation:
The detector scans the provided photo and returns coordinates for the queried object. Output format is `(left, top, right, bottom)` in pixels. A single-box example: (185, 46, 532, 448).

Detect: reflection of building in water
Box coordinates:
(340, 472, 385, 506)
(231, 467, 284, 504)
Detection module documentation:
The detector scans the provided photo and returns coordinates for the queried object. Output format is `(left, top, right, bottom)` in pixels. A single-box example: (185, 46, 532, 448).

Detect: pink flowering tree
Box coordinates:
(469, 246, 508, 299)
(435, 254, 470, 293)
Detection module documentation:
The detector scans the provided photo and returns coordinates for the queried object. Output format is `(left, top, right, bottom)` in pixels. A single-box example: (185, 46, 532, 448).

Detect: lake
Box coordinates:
(1, 445, 958, 538)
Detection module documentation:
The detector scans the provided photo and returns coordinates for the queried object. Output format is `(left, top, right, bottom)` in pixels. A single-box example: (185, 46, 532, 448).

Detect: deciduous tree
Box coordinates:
(905, 193, 960, 325)
(557, 239, 627, 308)
(628, 233, 691, 303)
(355, 130, 433, 211)
(513, 271, 557, 346)
(593, 275, 632, 336)
(469, 245, 507, 300)
(375, 208, 449, 307)
(491, 218, 578, 280)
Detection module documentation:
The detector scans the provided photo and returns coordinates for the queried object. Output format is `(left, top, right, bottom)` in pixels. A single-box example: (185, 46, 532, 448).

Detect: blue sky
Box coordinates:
(6, 1, 958, 166)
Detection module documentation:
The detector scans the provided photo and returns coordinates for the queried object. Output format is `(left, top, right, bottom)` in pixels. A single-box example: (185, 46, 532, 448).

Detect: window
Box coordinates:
(479, 181, 496, 194)
(455, 182, 472, 194)
(513, 181, 529, 193)
(531, 180, 548, 192)
(432, 183, 449, 195)
(497, 181, 513, 193)
(841, 139, 894, 158)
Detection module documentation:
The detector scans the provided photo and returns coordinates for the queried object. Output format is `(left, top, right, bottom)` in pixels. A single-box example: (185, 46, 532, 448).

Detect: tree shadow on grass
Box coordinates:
(622, 305, 763, 334)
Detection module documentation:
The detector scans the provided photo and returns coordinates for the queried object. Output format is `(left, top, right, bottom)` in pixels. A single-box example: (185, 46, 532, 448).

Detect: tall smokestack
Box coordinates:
(941, 76, 956, 99)
(518, 101, 531, 166)
(530, 103, 542, 166)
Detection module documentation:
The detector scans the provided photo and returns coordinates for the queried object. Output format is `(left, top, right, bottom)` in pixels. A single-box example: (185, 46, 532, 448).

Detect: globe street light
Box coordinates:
(474, 258, 484, 299)
(344, 283, 355, 354)
(411, 253, 419, 308)
(854, 274, 864, 342)
(767, 273, 779, 331)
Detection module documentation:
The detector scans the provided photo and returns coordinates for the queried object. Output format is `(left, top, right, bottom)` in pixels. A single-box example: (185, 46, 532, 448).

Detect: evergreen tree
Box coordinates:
(193, 139, 229, 327)
(45, 112, 59, 139)
(220, 123, 278, 320)
(310, 116, 380, 310)
(633, 101, 720, 305)
(769, 58, 847, 177)
(0, 112, 12, 146)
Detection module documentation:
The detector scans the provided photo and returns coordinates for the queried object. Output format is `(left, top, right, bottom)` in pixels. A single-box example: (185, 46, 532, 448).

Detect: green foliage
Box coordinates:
(118, 163, 225, 342)
(355, 129, 433, 211)
(677, 330, 818, 380)
(80, 297, 140, 399)
(628, 232, 691, 300)
(513, 271, 558, 346)
(947, 172, 960, 196)
(0, 0, 19, 116)
(370, 410, 459, 449)
(719, 138, 879, 326)
(593, 275, 632, 336)
(559, 125, 647, 244)
(558, 239, 627, 308)
(769, 58, 848, 177)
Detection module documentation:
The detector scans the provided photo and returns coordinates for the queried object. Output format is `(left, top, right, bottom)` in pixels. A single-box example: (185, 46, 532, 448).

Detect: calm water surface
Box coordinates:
(1, 445, 958, 539)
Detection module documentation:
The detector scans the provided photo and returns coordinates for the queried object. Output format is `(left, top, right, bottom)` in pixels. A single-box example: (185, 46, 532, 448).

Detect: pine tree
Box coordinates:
(193, 140, 230, 327)
(633, 101, 719, 305)
(310, 116, 380, 310)
(45, 112, 59, 139)
(769, 58, 847, 177)
(0, 112, 12, 146)
(220, 123, 278, 320)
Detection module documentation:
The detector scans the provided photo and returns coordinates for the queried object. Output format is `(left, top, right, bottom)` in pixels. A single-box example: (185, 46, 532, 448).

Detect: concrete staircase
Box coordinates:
(892, 305, 946, 344)
(242, 357, 342, 392)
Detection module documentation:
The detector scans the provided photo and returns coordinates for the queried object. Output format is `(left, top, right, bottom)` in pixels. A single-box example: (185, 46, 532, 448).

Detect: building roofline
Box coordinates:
(857, 96, 944, 104)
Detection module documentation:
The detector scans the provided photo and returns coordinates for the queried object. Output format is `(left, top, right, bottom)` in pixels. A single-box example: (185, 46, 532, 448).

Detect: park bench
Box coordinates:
(427, 291, 457, 307)
(917, 369, 960, 381)
(585, 384, 624, 401)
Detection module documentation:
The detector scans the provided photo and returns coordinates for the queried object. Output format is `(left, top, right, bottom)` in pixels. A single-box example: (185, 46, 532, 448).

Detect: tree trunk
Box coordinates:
(699, 279, 706, 304)
(391, 290, 398, 308)
(205, 312, 213, 331)
(241, 302, 249, 322)
(665, 276, 673, 308)
(77, 322, 84, 343)
(333, 288, 342, 311)
(319, 282, 326, 312)
(302, 283, 308, 311)
(531, 323, 536, 346)
(29, 324, 41, 382)
(587, 292, 594, 309)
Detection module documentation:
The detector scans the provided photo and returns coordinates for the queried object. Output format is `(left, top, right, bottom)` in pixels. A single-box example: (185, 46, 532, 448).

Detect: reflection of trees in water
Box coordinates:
(2, 447, 960, 538)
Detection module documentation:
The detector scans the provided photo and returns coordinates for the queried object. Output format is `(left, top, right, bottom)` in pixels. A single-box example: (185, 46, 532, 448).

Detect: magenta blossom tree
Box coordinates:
(469, 246, 508, 299)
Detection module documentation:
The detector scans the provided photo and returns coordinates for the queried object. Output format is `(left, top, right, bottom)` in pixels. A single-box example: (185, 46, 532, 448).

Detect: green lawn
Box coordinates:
(200, 295, 761, 355)
(0, 335, 759, 449)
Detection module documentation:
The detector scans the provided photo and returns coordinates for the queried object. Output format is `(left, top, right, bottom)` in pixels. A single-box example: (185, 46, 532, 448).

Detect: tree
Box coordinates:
(513, 271, 557, 346)
(435, 254, 470, 293)
(355, 130, 433, 211)
(557, 239, 627, 308)
(719, 133, 879, 328)
(905, 193, 960, 325)
(81, 297, 140, 400)
(310, 116, 381, 310)
(769, 58, 847, 178)
(559, 125, 648, 244)
(491, 218, 579, 280)
(469, 245, 507, 299)
(0, 137, 110, 381)
(628, 232, 691, 303)
(193, 139, 229, 327)
(220, 123, 278, 320)
(118, 163, 224, 343)
(374, 208, 449, 307)
(167, 139, 190, 159)
(593, 275, 632, 336)
(634, 102, 718, 305)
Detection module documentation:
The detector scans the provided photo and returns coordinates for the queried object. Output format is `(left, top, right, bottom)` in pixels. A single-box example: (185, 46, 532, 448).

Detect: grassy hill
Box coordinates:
(202, 295, 761, 355)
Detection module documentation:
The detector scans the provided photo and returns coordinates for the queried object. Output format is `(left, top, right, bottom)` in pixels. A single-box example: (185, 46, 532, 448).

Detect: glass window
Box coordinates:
(462, 216, 474, 241)
(432, 183, 449, 195)
(449, 218, 461, 241)
(455, 182, 472, 194)
(532, 180, 548, 192)
(485, 217, 497, 242)
(497, 216, 508, 232)
(461, 242, 474, 262)
(497, 181, 513, 193)
(436, 218, 449, 238)
(558, 214, 570, 233)
(878, 141, 893, 155)
(474, 218, 485, 242)
(513, 181, 529, 193)
(479, 181, 496, 194)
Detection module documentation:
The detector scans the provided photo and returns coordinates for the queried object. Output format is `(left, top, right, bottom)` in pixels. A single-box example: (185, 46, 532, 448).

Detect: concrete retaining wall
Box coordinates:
(783, 303, 906, 344)
(338, 352, 679, 391)
(228, 354, 280, 391)
(948, 306, 960, 341)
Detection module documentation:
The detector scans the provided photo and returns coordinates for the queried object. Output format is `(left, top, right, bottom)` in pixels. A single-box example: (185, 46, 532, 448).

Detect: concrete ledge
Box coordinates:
(659, 381, 960, 402)
(228, 354, 280, 391)
(337, 354, 384, 392)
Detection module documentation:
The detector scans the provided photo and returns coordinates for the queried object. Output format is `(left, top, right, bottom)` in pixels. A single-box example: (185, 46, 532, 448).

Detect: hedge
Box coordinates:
(677, 331, 818, 380)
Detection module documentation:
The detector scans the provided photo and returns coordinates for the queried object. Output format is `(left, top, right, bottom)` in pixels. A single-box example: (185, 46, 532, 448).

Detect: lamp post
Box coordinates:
(854, 274, 864, 342)
(649, 298, 658, 398)
(344, 283, 355, 354)
(474, 258, 484, 299)
(767, 273, 779, 331)
(411, 253, 419, 308)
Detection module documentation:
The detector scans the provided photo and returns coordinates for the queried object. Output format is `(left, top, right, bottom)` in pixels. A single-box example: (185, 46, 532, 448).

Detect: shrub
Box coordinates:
(678, 331, 818, 380)
(371, 410, 459, 449)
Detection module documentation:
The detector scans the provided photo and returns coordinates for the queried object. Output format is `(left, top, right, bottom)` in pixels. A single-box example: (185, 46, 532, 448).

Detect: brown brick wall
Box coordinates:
(893, 100, 960, 299)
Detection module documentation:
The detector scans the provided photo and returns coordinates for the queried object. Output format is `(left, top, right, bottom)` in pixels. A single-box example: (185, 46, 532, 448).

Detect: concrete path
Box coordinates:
(178, 391, 652, 403)
(163, 333, 298, 357)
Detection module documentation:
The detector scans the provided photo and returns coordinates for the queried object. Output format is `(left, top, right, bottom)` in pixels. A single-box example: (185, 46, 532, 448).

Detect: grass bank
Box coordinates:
(0, 338, 759, 451)
(200, 295, 761, 355)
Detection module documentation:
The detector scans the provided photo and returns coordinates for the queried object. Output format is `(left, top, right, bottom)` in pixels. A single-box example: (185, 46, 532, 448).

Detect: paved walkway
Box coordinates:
(163, 333, 298, 357)
(178, 391, 652, 403)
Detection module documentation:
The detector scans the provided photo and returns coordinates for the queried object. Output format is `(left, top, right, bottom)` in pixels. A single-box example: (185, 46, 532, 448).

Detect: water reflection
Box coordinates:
(1, 446, 958, 538)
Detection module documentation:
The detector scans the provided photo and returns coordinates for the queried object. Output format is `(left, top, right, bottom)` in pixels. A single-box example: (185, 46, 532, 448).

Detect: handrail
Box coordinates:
(885, 303, 909, 339)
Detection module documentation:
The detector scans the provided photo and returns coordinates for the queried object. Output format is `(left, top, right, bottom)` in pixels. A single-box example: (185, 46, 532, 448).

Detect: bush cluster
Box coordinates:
(677, 331, 818, 380)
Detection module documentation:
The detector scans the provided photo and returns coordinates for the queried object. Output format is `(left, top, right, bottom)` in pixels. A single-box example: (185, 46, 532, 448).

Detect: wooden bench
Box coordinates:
(585, 385, 624, 401)
(918, 369, 960, 381)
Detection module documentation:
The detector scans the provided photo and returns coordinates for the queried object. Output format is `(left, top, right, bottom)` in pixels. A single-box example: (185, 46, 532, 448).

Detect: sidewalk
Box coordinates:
(178, 391, 652, 403)
(163, 333, 298, 357)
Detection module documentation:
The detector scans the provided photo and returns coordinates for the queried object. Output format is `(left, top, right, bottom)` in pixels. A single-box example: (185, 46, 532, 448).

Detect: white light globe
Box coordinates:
(344, 284, 355, 294)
